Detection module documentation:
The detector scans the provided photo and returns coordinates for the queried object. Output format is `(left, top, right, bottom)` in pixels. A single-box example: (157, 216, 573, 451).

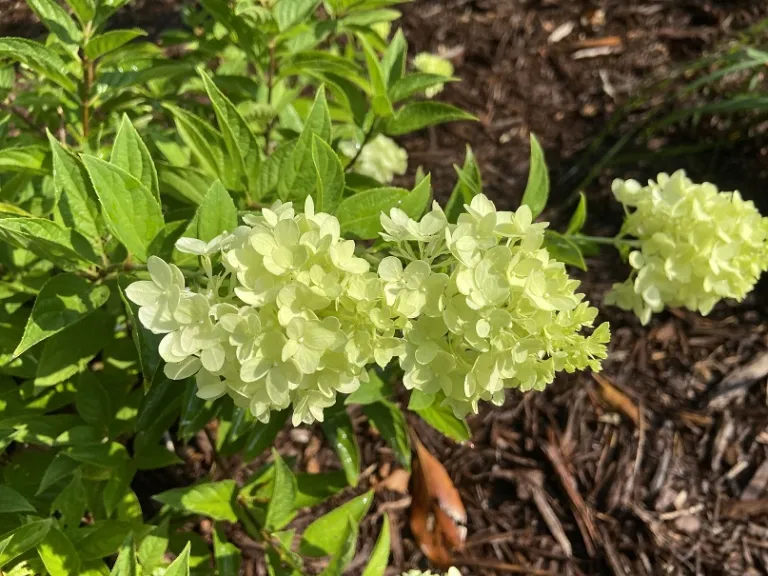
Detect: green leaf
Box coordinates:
(51, 472, 86, 529)
(273, 0, 319, 31)
(200, 70, 261, 193)
(0, 38, 76, 93)
(521, 133, 549, 219)
(13, 273, 109, 358)
(196, 180, 238, 242)
(399, 174, 431, 220)
(389, 73, 457, 102)
(158, 164, 212, 205)
(357, 33, 392, 117)
(345, 369, 389, 405)
(361, 514, 390, 576)
(566, 192, 588, 235)
(299, 491, 373, 557)
(163, 542, 190, 576)
(406, 389, 434, 410)
(75, 371, 111, 431)
(0, 146, 47, 174)
(153, 481, 238, 522)
(0, 217, 99, 270)
(118, 276, 162, 390)
(82, 155, 164, 262)
(321, 402, 360, 487)
(319, 517, 357, 576)
(109, 534, 137, 576)
(85, 29, 146, 60)
(213, 526, 240, 576)
(0, 485, 35, 514)
(65, 442, 129, 471)
(34, 310, 113, 387)
(543, 231, 586, 270)
(384, 102, 475, 135)
(137, 519, 169, 573)
(26, 0, 82, 45)
(37, 524, 80, 576)
(278, 89, 332, 201)
(72, 521, 138, 561)
(48, 133, 103, 257)
(253, 141, 294, 201)
(294, 471, 346, 509)
(381, 28, 406, 87)
(363, 400, 411, 469)
(0, 519, 52, 568)
(311, 135, 344, 213)
(111, 115, 160, 202)
(243, 410, 288, 459)
(337, 186, 408, 239)
(63, 0, 95, 24)
(445, 145, 482, 222)
(414, 402, 471, 443)
(178, 379, 216, 441)
(265, 450, 297, 531)
(37, 454, 78, 496)
(103, 461, 133, 517)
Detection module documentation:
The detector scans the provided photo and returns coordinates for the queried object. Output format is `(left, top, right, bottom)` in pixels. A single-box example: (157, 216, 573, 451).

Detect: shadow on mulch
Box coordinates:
(4, 0, 768, 574)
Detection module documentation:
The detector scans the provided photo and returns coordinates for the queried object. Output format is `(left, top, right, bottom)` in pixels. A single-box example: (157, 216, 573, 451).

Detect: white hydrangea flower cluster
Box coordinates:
(413, 52, 454, 98)
(606, 170, 768, 325)
(340, 134, 408, 184)
(379, 195, 610, 418)
(126, 198, 404, 426)
(402, 569, 461, 576)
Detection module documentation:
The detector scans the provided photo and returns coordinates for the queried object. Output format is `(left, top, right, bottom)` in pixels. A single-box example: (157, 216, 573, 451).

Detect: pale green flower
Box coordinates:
(607, 170, 768, 324)
(340, 134, 408, 184)
(125, 256, 185, 334)
(413, 52, 454, 98)
(381, 194, 609, 417)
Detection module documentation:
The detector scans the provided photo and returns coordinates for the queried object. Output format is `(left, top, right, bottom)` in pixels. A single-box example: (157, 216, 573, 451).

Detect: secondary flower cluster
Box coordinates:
(127, 195, 609, 424)
(402, 569, 461, 576)
(413, 52, 454, 98)
(340, 134, 408, 184)
(606, 170, 768, 324)
(126, 198, 403, 426)
(381, 195, 610, 417)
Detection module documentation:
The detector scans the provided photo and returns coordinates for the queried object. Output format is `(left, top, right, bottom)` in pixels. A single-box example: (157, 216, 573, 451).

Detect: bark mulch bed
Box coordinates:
(4, 1, 768, 574)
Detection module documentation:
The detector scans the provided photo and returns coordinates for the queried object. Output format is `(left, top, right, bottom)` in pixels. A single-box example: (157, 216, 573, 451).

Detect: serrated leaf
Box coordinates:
(0, 217, 99, 270)
(521, 133, 549, 219)
(109, 534, 137, 576)
(253, 140, 294, 201)
(85, 29, 146, 60)
(196, 180, 238, 242)
(153, 481, 238, 522)
(137, 518, 169, 573)
(311, 135, 344, 212)
(213, 526, 240, 576)
(319, 517, 358, 576)
(0, 38, 76, 93)
(63, 0, 95, 24)
(389, 73, 457, 102)
(265, 450, 297, 531)
(322, 402, 360, 487)
(37, 454, 79, 496)
(164, 542, 190, 576)
(48, 133, 103, 257)
(51, 472, 86, 529)
(566, 192, 588, 235)
(381, 28, 406, 87)
(384, 102, 475, 135)
(337, 186, 408, 239)
(0, 519, 52, 568)
(37, 524, 80, 576)
(158, 164, 213, 205)
(200, 70, 261, 193)
(64, 442, 130, 471)
(82, 155, 164, 262)
(26, 0, 82, 45)
(34, 310, 113, 387)
(361, 514, 390, 576)
(0, 485, 35, 514)
(543, 231, 586, 270)
(357, 33, 392, 117)
(273, 0, 319, 31)
(299, 491, 373, 557)
(0, 145, 47, 174)
(72, 521, 138, 561)
(111, 114, 159, 201)
(413, 402, 471, 443)
(445, 145, 482, 223)
(363, 400, 411, 469)
(118, 276, 163, 390)
(13, 273, 109, 358)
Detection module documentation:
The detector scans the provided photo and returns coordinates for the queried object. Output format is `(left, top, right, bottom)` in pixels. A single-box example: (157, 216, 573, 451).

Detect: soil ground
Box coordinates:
(4, 1, 768, 574)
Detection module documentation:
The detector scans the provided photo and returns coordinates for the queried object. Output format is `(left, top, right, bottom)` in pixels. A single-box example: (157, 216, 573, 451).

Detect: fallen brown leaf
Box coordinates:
(592, 373, 640, 426)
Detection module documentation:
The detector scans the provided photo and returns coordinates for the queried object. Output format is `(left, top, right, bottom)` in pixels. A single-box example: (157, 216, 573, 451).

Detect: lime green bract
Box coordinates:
(606, 170, 768, 324)
(413, 52, 454, 98)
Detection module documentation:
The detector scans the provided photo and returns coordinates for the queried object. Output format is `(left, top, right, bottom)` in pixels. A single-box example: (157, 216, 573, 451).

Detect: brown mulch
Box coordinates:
(5, 1, 768, 575)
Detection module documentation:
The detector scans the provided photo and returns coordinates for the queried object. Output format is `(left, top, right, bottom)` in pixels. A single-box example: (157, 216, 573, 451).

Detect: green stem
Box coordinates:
(345, 119, 378, 173)
(567, 234, 641, 249)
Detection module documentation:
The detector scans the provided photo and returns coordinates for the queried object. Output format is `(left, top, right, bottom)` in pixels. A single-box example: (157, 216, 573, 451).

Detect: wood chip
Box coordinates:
(378, 468, 410, 494)
(572, 46, 622, 59)
(723, 499, 768, 519)
(708, 351, 768, 410)
(548, 21, 575, 44)
(742, 460, 768, 501)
